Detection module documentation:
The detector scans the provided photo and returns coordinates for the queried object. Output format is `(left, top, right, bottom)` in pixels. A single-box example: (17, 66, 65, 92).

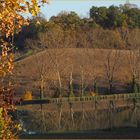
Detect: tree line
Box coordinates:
(14, 5, 140, 52)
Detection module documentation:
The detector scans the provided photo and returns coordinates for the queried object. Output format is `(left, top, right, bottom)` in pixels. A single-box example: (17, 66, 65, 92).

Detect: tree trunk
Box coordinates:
(81, 69, 84, 97)
(57, 71, 62, 97)
(69, 71, 74, 97)
(40, 75, 44, 99)
(93, 80, 98, 93)
(109, 81, 113, 94)
(132, 76, 139, 93)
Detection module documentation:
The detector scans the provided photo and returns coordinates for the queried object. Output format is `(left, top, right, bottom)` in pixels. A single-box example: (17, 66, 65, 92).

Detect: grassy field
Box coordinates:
(14, 48, 135, 98)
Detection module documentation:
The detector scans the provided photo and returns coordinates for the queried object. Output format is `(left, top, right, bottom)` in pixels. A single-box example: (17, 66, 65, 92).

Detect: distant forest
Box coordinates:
(15, 5, 140, 52)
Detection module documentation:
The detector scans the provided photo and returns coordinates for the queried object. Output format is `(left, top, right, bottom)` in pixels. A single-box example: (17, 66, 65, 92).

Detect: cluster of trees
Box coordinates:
(90, 5, 140, 29)
(14, 5, 140, 52)
(0, 0, 47, 139)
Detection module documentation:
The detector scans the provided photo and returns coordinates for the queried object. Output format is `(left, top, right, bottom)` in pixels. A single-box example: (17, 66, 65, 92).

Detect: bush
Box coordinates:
(22, 90, 33, 100)
(0, 108, 4, 138)
(90, 92, 97, 97)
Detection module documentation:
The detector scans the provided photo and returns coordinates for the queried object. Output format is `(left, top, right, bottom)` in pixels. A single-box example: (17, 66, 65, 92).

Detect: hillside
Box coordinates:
(14, 48, 136, 98)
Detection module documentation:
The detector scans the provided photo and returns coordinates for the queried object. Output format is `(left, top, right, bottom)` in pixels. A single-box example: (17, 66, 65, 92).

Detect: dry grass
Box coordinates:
(14, 48, 134, 98)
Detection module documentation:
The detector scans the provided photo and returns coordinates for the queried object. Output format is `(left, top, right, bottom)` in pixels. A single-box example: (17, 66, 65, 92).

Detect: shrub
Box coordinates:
(90, 92, 97, 97)
(0, 108, 4, 138)
(22, 91, 33, 100)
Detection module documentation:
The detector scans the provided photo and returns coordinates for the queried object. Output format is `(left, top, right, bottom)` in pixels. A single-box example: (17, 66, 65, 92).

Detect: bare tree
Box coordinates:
(127, 49, 140, 93)
(38, 26, 68, 98)
(85, 48, 99, 94)
(76, 30, 93, 96)
(49, 49, 67, 97)
(34, 52, 48, 99)
(104, 49, 121, 94)
(78, 29, 99, 95)
(69, 64, 74, 97)
(26, 50, 51, 99)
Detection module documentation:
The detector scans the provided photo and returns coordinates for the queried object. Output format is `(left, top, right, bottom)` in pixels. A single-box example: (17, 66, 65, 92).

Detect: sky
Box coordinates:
(39, 0, 140, 20)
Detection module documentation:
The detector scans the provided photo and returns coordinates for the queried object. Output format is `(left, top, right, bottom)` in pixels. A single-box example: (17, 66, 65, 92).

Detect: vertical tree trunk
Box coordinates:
(57, 71, 62, 97)
(81, 68, 84, 97)
(109, 81, 113, 94)
(93, 80, 98, 93)
(132, 76, 139, 93)
(69, 71, 74, 97)
(40, 75, 44, 99)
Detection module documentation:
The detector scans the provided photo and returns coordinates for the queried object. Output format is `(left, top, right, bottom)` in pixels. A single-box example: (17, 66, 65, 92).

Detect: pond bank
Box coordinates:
(20, 127, 140, 139)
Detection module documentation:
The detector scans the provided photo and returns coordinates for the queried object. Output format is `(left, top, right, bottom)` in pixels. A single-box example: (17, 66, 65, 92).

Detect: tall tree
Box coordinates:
(0, 0, 47, 138)
(127, 49, 140, 93)
(90, 6, 108, 27)
(103, 49, 121, 94)
(107, 6, 127, 28)
(50, 11, 82, 29)
(123, 7, 140, 28)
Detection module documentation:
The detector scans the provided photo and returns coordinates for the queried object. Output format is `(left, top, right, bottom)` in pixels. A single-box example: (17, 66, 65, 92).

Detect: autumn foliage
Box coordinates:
(22, 91, 33, 100)
(0, 0, 47, 139)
